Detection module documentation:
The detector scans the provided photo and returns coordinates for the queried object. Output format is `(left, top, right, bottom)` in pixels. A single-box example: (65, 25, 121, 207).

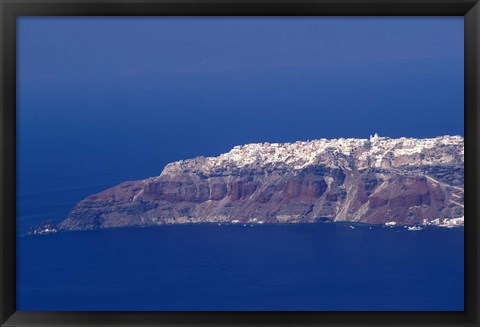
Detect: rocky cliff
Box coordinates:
(57, 135, 464, 231)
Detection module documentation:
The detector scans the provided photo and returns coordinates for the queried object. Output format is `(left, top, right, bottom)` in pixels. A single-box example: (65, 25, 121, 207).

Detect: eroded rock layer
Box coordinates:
(58, 135, 464, 230)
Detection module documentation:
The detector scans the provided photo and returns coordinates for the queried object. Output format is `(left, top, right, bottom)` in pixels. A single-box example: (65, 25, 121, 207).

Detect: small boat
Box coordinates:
(349, 225, 355, 229)
(407, 226, 423, 231)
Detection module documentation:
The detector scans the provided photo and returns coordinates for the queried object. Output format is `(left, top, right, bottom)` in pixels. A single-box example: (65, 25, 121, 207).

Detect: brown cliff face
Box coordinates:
(57, 136, 464, 231)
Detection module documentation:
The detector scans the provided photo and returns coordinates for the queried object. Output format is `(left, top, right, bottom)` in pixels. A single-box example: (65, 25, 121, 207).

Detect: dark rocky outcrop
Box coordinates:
(56, 135, 464, 231)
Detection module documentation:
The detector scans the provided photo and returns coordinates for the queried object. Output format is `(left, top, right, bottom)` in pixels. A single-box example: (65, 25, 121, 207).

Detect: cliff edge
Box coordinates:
(57, 135, 464, 231)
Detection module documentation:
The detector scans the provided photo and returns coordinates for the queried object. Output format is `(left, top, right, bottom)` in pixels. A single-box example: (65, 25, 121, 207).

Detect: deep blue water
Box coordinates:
(17, 224, 464, 311)
(16, 17, 464, 311)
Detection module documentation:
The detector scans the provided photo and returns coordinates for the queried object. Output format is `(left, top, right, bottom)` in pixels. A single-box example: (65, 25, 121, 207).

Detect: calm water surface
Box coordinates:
(17, 223, 464, 311)
(17, 16, 465, 311)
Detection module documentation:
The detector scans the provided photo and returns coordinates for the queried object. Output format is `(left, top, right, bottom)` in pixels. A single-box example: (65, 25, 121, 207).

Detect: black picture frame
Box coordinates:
(1, 0, 479, 326)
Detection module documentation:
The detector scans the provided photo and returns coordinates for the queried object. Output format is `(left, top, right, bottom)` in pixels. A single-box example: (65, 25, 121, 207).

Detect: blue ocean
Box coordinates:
(17, 197, 464, 311)
(17, 17, 465, 311)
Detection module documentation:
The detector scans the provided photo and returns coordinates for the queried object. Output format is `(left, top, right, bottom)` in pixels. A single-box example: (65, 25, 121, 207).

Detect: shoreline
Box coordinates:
(23, 219, 465, 237)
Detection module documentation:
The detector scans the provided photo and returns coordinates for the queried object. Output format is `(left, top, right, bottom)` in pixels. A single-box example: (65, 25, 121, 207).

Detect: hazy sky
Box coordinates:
(18, 17, 464, 179)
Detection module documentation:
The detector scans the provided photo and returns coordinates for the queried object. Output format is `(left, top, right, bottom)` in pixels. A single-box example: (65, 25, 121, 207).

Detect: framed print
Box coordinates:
(1, 0, 479, 326)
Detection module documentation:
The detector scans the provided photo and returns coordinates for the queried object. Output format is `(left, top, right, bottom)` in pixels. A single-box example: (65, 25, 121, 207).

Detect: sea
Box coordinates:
(17, 218, 464, 311)
(16, 15, 466, 311)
